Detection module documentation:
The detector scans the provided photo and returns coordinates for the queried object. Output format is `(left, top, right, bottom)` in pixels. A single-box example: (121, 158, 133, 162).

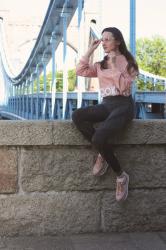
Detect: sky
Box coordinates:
(0, 0, 165, 38)
(0, 0, 165, 103)
(90, 0, 166, 40)
(0, 0, 49, 17)
(0, 0, 165, 71)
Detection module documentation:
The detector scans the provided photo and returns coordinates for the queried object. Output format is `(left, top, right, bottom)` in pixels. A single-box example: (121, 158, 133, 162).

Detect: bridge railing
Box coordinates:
(6, 92, 98, 120)
(0, 0, 82, 119)
(0, 0, 166, 120)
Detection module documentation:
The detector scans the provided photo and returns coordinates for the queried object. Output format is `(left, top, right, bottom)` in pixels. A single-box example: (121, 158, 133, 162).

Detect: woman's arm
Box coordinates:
(76, 39, 101, 77)
(76, 57, 98, 77)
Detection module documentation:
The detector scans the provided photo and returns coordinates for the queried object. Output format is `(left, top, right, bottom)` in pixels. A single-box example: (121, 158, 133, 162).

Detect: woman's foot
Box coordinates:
(116, 171, 129, 202)
(92, 154, 108, 176)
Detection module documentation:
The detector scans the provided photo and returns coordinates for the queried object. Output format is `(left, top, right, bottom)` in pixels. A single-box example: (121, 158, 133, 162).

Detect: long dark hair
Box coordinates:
(100, 27, 138, 74)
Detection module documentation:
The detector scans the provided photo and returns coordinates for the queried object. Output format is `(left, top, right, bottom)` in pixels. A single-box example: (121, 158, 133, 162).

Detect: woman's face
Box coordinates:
(101, 31, 120, 53)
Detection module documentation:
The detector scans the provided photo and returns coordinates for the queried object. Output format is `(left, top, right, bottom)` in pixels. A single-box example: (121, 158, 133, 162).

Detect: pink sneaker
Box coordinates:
(92, 154, 108, 176)
(116, 171, 129, 202)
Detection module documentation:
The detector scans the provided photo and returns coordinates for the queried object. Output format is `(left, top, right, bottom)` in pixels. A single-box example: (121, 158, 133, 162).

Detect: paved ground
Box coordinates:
(0, 232, 165, 250)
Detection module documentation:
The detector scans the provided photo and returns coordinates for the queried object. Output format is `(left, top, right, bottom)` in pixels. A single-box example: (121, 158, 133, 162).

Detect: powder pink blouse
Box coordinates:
(76, 55, 138, 98)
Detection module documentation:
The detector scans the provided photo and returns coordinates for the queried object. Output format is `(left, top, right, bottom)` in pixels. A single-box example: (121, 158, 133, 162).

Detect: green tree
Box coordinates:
(56, 70, 63, 91)
(55, 69, 76, 91)
(136, 36, 166, 90)
(136, 36, 166, 77)
(34, 72, 52, 92)
(68, 69, 76, 91)
(33, 69, 76, 93)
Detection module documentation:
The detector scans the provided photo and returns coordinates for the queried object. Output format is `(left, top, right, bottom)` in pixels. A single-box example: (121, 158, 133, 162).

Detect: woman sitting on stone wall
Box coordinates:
(72, 27, 138, 202)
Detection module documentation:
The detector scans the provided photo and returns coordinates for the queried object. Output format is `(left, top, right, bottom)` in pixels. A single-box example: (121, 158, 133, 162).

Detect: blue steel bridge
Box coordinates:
(0, 0, 165, 120)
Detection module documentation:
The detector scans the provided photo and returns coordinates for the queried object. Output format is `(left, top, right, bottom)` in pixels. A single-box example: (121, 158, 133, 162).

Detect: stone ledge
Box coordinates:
(0, 120, 165, 145)
(0, 121, 53, 146)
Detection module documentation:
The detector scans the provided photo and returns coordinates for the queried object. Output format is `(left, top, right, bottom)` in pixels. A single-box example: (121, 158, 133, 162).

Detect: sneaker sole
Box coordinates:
(117, 174, 129, 202)
(123, 174, 129, 200)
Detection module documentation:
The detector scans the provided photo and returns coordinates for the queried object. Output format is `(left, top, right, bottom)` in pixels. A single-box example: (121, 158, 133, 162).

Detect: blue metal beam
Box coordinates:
(130, 0, 136, 57)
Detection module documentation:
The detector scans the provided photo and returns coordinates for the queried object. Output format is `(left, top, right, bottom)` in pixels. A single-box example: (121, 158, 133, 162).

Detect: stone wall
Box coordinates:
(0, 120, 165, 236)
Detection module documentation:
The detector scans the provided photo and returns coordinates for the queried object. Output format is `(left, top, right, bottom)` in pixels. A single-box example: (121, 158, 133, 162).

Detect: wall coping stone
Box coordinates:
(0, 119, 165, 146)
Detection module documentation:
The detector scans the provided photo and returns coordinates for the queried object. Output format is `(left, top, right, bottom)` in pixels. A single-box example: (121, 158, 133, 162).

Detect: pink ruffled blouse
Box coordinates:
(76, 55, 138, 98)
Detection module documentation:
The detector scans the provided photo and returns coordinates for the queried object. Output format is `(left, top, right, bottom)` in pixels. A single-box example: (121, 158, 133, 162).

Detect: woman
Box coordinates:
(72, 27, 138, 202)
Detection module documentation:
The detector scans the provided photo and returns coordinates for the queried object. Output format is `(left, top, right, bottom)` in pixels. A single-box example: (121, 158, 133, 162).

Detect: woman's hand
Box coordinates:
(89, 39, 101, 52)
(84, 39, 101, 59)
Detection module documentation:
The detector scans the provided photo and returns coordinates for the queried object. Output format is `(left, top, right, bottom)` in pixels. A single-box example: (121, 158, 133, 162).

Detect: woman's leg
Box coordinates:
(72, 104, 111, 177)
(72, 104, 109, 142)
(91, 102, 134, 175)
(91, 102, 134, 201)
(92, 100, 134, 201)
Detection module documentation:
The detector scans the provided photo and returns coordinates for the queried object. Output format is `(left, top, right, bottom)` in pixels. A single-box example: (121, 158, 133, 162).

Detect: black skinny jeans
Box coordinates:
(72, 95, 135, 175)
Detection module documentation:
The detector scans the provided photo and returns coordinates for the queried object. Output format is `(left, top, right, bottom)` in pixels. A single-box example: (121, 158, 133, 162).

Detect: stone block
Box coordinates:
(0, 121, 53, 145)
(119, 120, 166, 145)
(20, 144, 166, 193)
(0, 147, 17, 193)
(101, 189, 166, 232)
(0, 192, 101, 236)
(52, 120, 166, 146)
(52, 121, 89, 145)
(43, 192, 101, 235)
(0, 120, 166, 146)
(114, 144, 166, 188)
(20, 147, 115, 192)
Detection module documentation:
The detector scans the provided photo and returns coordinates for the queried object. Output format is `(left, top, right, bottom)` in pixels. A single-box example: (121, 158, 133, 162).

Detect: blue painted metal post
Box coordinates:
(11, 83, 13, 112)
(50, 32, 57, 119)
(19, 84, 21, 117)
(130, 0, 136, 98)
(24, 80, 26, 118)
(17, 85, 20, 115)
(11, 85, 14, 112)
(8, 83, 11, 112)
(13, 85, 16, 114)
(22, 82, 25, 118)
(15, 85, 17, 114)
(30, 74, 34, 119)
(15, 86, 18, 115)
(7, 79, 10, 111)
(130, 0, 136, 57)
(17, 85, 19, 116)
(42, 59, 47, 119)
(26, 79, 29, 119)
(8, 83, 11, 111)
(17, 85, 19, 115)
(62, 15, 68, 119)
(77, 0, 84, 109)
(8, 82, 11, 112)
(36, 66, 40, 119)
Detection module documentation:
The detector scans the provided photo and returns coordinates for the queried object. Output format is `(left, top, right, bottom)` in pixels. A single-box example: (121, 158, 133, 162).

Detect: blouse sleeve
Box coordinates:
(76, 56, 98, 77)
(111, 66, 138, 95)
